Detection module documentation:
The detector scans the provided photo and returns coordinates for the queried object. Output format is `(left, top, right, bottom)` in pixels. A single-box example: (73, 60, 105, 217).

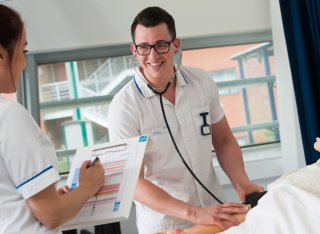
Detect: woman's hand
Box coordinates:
(190, 202, 249, 230)
(78, 160, 105, 196)
(57, 185, 70, 195)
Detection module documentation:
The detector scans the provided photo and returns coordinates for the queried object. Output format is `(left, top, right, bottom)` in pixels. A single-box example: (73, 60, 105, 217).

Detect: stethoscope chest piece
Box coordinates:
(200, 112, 211, 136)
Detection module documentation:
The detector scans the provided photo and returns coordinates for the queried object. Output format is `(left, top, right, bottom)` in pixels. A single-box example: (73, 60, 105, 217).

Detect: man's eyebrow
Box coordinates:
(156, 39, 169, 42)
(136, 42, 150, 46)
(136, 40, 169, 45)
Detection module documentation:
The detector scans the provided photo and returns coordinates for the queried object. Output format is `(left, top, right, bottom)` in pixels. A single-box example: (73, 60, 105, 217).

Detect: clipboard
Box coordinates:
(61, 135, 149, 230)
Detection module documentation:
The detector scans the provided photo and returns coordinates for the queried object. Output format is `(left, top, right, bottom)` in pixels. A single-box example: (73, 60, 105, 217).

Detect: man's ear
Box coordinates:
(131, 43, 138, 57)
(174, 38, 181, 54)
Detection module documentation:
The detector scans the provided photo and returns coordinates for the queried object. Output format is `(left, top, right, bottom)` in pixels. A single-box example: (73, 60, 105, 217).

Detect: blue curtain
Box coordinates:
(279, 0, 320, 164)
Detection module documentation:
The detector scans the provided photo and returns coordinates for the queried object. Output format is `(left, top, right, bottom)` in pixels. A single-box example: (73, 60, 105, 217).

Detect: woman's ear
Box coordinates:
(0, 45, 4, 60)
(0, 45, 9, 62)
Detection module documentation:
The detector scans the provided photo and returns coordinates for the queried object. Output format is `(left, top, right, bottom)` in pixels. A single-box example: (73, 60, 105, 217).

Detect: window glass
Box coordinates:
(38, 57, 132, 173)
(182, 42, 279, 146)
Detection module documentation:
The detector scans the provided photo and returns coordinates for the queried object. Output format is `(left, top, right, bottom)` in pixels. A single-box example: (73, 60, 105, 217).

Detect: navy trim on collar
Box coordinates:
(134, 78, 144, 97)
(133, 66, 188, 98)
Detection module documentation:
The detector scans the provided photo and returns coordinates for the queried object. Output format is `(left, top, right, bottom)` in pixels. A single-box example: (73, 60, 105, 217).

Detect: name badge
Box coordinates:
(152, 127, 168, 136)
(200, 112, 211, 136)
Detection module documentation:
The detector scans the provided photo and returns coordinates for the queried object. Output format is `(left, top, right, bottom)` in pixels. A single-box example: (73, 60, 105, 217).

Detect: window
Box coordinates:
(182, 42, 279, 147)
(22, 31, 279, 174)
(37, 56, 134, 173)
(208, 68, 239, 96)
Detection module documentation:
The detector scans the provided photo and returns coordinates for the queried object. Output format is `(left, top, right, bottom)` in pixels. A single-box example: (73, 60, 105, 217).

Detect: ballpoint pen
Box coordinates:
(91, 195, 98, 215)
(87, 156, 99, 168)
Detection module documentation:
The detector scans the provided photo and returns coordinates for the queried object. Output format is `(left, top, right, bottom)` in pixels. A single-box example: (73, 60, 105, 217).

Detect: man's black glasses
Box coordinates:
(135, 39, 175, 56)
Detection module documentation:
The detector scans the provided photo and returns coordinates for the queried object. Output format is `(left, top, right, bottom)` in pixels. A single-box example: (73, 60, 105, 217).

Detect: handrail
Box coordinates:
(216, 75, 275, 88)
(40, 95, 113, 112)
(231, 121, 279, 133)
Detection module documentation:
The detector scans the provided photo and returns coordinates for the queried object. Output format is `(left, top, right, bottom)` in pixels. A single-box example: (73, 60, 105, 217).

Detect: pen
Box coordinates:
(91, 195, 98, 215)
(88, 156, 100, 215)
(87, 156, 99, 168)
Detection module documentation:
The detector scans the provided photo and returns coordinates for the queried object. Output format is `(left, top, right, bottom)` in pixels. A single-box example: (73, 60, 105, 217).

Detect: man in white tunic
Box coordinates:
(108, 6, 263, 234)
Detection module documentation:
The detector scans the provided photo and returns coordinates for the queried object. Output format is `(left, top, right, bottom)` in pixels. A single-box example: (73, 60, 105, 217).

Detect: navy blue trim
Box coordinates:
(134, 78, 144, 97)
(180, 70, 188, 84)
(16, 165, 53, 189)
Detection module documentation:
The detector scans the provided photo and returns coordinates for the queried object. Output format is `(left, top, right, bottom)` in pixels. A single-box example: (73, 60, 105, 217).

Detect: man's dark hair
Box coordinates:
(131, 6, 176, 43)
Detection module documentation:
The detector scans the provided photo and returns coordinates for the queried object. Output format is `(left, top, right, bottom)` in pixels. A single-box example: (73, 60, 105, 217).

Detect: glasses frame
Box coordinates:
(134, 39, 175, 56)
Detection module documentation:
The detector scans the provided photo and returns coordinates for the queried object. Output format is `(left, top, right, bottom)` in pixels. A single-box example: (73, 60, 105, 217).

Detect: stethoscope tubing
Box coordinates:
(158, 94, 224, 204)
(130, 52, 224, 204)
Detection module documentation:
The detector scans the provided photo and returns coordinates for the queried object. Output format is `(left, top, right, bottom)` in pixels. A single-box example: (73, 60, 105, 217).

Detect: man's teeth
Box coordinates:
(150, 62, 162, 67)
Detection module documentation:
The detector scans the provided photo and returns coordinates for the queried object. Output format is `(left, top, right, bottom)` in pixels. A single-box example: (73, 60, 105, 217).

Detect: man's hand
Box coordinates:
(235, 182, 265, 202)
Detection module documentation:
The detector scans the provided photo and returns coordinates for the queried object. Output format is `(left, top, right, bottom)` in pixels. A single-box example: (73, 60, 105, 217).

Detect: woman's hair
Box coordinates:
(131, 6, 176, 43)
(0, 4, 24, 64)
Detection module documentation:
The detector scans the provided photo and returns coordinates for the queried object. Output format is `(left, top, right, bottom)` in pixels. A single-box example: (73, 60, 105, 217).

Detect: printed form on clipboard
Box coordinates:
(61, 135, 149, 231)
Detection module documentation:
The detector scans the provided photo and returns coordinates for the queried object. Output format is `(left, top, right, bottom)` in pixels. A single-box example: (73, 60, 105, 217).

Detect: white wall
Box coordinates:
(5, 0, 271, 53)
(269, 0, 305, 170)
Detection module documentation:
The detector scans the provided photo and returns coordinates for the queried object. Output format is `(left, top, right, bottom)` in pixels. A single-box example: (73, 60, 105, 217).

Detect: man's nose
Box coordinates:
(149, 46, 160, 57)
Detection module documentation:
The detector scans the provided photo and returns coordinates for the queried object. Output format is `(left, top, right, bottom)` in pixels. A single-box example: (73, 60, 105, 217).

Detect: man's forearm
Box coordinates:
(134, 177, 197, 221)
(216, 140, 249, 187)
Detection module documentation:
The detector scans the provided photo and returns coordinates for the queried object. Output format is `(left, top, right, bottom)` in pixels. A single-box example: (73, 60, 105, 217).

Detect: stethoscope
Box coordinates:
(130, 50, 223, 204)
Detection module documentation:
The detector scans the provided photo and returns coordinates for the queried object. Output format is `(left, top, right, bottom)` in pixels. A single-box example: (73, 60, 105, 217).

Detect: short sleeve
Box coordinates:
(0, 103, 60, 199)
(205, 72, 225, 124)
(108, 93, 140, 141)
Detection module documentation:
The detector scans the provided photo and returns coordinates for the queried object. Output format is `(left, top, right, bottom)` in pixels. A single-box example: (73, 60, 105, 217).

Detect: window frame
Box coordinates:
(22, 29, 273, 125)
(20, 30, 284, 192)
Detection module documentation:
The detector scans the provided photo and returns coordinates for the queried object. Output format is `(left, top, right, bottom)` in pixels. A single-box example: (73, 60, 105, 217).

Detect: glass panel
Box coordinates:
(38, 56, 134, 104)
(182, 42, 279, 146)
(38, 56, 137, 173)
(40, 103, 109, 173)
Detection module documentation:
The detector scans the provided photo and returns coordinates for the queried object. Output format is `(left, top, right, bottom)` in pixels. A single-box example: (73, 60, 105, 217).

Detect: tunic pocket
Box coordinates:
(191, 105, 212, 137)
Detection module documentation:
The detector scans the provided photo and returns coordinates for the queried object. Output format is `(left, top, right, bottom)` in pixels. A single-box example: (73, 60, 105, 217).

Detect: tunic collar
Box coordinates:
(133, 65, 188, 98)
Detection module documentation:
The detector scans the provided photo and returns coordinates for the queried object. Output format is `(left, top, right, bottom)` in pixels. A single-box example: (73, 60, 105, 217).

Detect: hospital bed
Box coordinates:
(161, 159, 320, 234)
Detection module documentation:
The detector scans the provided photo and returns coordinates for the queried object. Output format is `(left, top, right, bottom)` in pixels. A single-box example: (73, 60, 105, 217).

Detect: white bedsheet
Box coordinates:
(223, 183, 320, 234)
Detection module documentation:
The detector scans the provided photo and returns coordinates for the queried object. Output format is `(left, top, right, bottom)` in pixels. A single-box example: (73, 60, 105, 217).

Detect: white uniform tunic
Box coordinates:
(0, 96, 60, 234)
(108, 66, 225, 233)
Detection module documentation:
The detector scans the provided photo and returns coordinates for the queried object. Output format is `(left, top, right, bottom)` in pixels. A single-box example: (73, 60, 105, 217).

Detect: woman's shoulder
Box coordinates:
(0, 97, 26, 113)
(0, 97, 34, 127)
(0, 97, 22, 116)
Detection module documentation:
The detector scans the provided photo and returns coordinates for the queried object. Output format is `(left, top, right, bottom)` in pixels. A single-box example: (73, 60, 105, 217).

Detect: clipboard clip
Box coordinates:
(91, 143, 127, 157)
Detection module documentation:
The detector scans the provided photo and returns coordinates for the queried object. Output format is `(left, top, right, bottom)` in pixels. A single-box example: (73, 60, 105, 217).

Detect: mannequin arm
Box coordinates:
(156, 213, 246, 234)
